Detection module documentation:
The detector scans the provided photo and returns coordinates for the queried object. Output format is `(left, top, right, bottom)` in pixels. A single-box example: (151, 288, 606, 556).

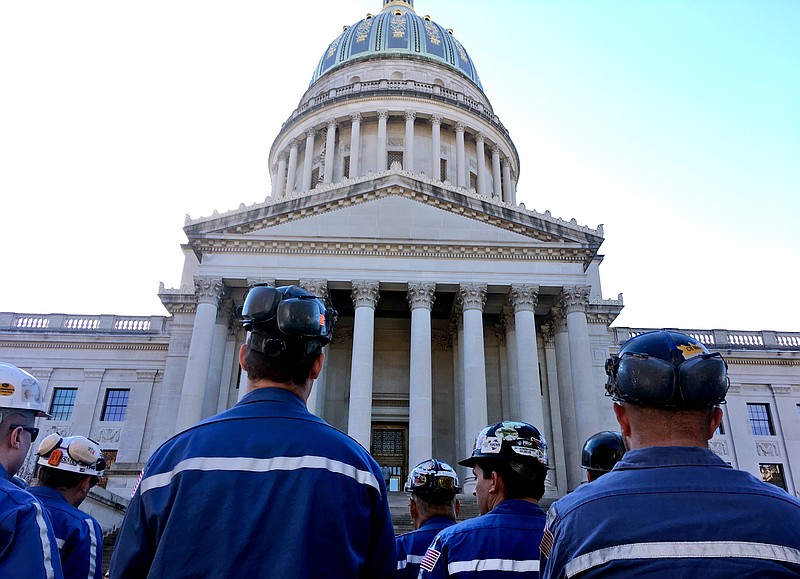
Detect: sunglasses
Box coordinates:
(9, 424, 40, 442)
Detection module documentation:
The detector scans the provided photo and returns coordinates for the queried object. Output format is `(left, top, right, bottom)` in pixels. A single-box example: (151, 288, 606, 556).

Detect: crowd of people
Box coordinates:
(3, 285, 800, 578)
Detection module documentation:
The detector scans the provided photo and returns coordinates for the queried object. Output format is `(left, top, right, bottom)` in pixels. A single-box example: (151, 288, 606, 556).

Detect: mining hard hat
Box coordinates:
(0, 362, 50, 418)
(605, 330, 729, 409)
(581, 431, 625, 472)
(459, 421, 549, 481)
(240, 285, 337, 354)
(37, 434, 106, 478)
(405, 459, 462, 504)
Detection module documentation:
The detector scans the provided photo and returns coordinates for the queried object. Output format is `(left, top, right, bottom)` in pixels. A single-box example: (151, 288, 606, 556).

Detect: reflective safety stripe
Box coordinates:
(56, 538, 66, 549)
(398, 554, 425, 569)
(139, 455, 381, 495)
(33, 502, 57, 579)
(448, 558, 540, 574)
(85, 518, 98, 579)
(566, 541, 800, 577)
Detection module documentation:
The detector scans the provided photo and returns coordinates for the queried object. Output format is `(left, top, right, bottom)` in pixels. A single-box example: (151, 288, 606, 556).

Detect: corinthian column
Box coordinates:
(455, 122, 466, 187)
(323, 119, 337, 184)
(501, 306, 519, 417)
(349, 113, 361, 178)
(376, 110, 389, 171)
(510, 284, 544, 430)
(302, 128, 316, 191)
(491, 145, 502, 199)
(175, 277, 224, 432)
(348, 280, 380, 448)
(404, 110, 416, 172)
(501, 158, 513, 204)
(286, 139, 300, 194)
(550, 306, 580, 489)
(299, 279, 330, 417)
(459, 283, 488, 462)
(475, 133, 487, 196)
(430, 116, 442, 180)
(407, 282, 435, 468)
(274, 152, 288, 198)
(561, 285, 597, 450)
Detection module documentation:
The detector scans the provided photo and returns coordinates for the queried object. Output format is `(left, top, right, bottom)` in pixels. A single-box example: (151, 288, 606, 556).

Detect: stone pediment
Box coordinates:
(183, 170, 604, 264)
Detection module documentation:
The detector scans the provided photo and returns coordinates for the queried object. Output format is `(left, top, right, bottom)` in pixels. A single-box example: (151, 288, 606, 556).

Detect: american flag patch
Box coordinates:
(420, 547, 441, 571)
(540, 526, 554, 559)
(131, 469, 144, 498)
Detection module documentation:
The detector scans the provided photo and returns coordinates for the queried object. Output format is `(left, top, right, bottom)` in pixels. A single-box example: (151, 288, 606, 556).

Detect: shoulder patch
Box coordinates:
(420, 547, 441, 572)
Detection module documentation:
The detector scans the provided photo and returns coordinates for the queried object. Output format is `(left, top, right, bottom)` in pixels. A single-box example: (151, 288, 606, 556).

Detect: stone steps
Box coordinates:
(389, 492, 480, 535)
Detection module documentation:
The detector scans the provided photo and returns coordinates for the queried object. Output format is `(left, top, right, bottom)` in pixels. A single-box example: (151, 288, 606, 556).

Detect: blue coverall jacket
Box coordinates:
(542, 446, 800, 578)
(418, 499, 546, 578)
(396, 515, 456, 578)
(0, 464, 64, 579)
(109, 386, 396, 578)
(29, 485, 103, 579)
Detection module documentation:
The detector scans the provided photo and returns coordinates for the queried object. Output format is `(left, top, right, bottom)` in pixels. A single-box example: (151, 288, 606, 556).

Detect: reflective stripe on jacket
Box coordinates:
(396, 515, 456, 579)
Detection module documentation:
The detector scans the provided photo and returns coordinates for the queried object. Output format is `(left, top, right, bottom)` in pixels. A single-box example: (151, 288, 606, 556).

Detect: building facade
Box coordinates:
(2, 0, 799, 507)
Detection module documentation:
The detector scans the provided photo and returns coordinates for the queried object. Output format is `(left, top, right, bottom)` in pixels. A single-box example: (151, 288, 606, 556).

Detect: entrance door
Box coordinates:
(371, 423, 408, 491)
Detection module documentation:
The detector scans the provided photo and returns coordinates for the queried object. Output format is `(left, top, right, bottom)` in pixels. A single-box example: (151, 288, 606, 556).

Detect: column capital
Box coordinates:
(404, 110, 417, 122)
(560, 285, 591, 314)
(549, 306, 567, 333)
(290, 138, 301, 150)
(500, 157, 508, 168)
(475, 132, 485, 144)
(430, 114, 442, 126)
(509, 284, 540, 313)
(458, 283, 487, 311)
(377, 109, 389, 120)
(278, 151, 288, 162)
(407, 282, 436, 311)
(539, 322, 556, 347)
(501, 305, 516, 331)
(305, 128, 317, 139)
(351, 280, 380, 309)
(326, 118, 338, 129)
(351, 112, 362, 123)
(455, 121, 465, 133)
(216, 299, 234, 325)
(491, 144, 500, 155)
(195, 277, 224, 306)
(247, 277, 276, 287)
(299, 279, 329, 301)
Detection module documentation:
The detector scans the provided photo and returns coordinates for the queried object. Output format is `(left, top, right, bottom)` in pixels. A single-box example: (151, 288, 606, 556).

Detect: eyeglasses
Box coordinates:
(9, 424, 40, 442)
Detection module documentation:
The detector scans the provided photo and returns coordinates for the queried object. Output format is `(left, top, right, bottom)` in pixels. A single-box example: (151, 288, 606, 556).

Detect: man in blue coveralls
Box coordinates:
(541, 330, 800, 578)
(395, 458, 461, 578)
(30, 434, 106, 579)
(0, 362, 63, 579)
(109, 285, 397, 578)
(418, 421, 549, 578)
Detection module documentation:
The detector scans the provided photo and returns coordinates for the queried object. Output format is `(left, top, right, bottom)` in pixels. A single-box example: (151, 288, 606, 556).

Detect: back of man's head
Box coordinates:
(405, 459, 461, 526)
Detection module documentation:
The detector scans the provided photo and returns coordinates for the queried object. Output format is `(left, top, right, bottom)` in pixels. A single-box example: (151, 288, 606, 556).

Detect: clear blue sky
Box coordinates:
(1, 0, 798, 331)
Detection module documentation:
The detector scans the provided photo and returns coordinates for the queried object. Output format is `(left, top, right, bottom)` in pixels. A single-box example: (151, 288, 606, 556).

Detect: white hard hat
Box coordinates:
(37, 434, 106, 477)
(0, 362, 50, 418)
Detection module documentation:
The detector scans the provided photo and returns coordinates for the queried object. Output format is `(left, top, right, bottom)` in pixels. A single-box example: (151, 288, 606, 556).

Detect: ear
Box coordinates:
(409, 497, 418, 519)
(490, 470, 501, 494)
(454, 498, 461, 517)
(708, 407, 724, 440)
(309, 353, 325, 380)
(239, 344, 248, 372)
(613, 403, 632, 437)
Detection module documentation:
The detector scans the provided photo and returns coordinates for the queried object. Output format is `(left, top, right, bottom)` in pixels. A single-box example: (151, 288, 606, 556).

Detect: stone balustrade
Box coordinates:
(611, 327, 800, 351)
(0, 312, 168, 333)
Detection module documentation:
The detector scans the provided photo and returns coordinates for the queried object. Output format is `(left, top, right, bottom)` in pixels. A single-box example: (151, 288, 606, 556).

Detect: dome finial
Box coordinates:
(382, 0, 415, 13)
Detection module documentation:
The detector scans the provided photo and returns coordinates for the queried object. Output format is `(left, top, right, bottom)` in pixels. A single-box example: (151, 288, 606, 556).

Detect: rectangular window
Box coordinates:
(760, 464, 787, 490)
(747, 403, 775, 436)
(343, 155, 350, 178)
(49, 388, 77, 421)
(387, 151, 403, 168)
(310, 167, 320, 187)
(440, 158, 447, 181)
(469, 171, 478, 191)
(101, 389, 130, 422)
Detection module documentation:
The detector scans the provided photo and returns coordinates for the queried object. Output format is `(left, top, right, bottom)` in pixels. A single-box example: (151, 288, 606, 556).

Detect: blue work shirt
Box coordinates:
(396, 515, 456, 579)
(29, 485, 103, 579)
(109, 386, 396, 578)
(0, 464, 64, 579)
(418, 499, 545, 578)
(542, 446, 800, 578)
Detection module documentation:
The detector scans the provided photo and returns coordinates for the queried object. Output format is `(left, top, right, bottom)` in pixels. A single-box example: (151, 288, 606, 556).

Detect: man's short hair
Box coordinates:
(411, 493, 457, 519)
(478, 458, 548, 501)
(37, 464, 90, 490)
(245, 334, 322, 386)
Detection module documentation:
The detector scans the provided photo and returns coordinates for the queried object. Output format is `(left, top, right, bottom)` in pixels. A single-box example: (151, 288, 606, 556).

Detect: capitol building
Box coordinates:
(2, 0, 799, 517)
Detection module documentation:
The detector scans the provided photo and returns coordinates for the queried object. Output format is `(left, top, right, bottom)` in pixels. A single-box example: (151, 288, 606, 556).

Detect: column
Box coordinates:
(430, 115, 442, 180)
(302, 128, 316, 191)
(475, 133, 487, 196)
(502, 158, 513, 204)
(561, 286, 597, 451)
(407, 282, 435, 468)
(202, 300, 232, 420)
(770, 385, 799, 495)
(491, 145, 502, 199)
(541, 323, 567, 494)
(510, 170, 518, 205)
(273, 152, 288, 198)
(299, 279, 330, 417)
(323, 119, 337, 184)
(451, 313, 466, 469)
(376, 110, 388, 172)
(501, 306, 520, 418)
(510, 284, 545, 430)
(459, 283, 488, 464)
(347, 280, 380, 448)
(175, 277, 224, 432)
(455, 122, 466, 187)
(552, 307, 580, 489)
(286, 140, 299, 195)
(404, 110, 416, 172)
(349, 112, 361, 178)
